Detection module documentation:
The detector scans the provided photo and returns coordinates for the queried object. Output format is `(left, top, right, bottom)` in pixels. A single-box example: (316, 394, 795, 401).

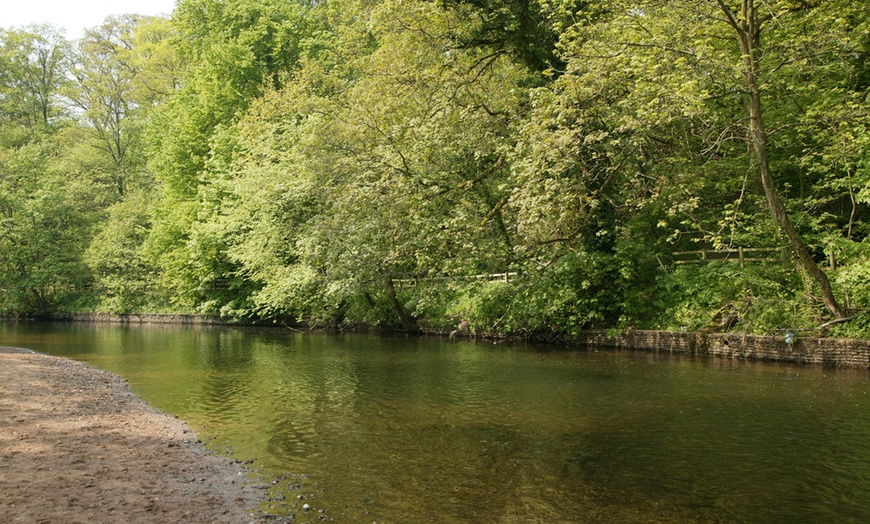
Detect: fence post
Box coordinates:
(739, 246, 745, 268)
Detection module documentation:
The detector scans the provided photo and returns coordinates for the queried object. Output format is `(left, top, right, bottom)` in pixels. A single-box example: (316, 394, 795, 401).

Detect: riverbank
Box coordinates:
(574, 330, 870, 368)
(24, 313, 870, 368)
(0, 346, 267, 523)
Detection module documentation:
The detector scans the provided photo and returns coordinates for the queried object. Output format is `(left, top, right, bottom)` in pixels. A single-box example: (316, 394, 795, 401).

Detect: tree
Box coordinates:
(142, 0, 316, 314)
(69, 15, 154, 197)
(204, 0, 532, 327)
(0, 26, 89, 316)
(0, 126, 113, 315)
(0, 25, 70, 131)
(68, 16, 180, 313)
(713, 0, 845, 318)
(526, 0, 865, 327)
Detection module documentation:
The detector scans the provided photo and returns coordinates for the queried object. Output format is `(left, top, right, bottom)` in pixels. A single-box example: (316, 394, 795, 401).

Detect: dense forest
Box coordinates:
(1, 0, 869, 338)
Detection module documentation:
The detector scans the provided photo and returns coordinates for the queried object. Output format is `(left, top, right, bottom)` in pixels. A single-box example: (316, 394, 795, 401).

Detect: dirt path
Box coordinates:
(0, 346, 267, 524)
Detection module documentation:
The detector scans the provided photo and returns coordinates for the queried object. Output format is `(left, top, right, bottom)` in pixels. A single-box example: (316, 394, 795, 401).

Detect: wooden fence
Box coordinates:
(393, 272, 517, 288)
(672, 247, 787, 268)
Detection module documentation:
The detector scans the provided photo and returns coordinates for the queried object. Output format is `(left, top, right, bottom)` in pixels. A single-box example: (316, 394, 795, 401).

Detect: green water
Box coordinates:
(2, 322, 870, 523)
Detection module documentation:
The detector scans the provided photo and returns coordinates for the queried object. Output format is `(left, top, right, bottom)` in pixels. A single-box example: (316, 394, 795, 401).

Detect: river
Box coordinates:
(2, 322, 869, 523)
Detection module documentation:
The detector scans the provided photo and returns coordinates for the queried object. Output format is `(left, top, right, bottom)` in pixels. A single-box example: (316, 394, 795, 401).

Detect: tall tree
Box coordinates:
(143, 0, 315, 314)
(69, 15, 152, 197)
(206, 0, 531, 326)
(76, 16, 178, 312)
(0, 25, 70, 131)
(713, 0, 846, 317)
(0, 26, 86, 316)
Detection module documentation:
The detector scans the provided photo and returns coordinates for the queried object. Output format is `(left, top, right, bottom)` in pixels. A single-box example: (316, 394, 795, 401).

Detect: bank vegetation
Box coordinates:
(2, 0, 870, 339)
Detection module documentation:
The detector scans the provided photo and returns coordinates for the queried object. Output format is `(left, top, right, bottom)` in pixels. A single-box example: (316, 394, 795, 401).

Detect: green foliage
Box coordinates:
(440, 252, 624, 337)
(84, 191, 159, 313)
(0, 25, 70, 131)
(660, 262, 824, 334)
(149, 0, 313, 199)
(2, 0, 870, 338)
(446, 280, 519, 333)
(0, 128, 110, 315)
(830, 311, 870, 339)
(436, 0, 569, 73)
(69, 15, 156, 197)
(138, 0, 319, 318)
(0, 25, 118, 315)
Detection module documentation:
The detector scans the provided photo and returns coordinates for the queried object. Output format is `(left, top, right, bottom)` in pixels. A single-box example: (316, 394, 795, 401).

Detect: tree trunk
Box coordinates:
(385, 276, 420, 333)
(720, 0, 846, 319)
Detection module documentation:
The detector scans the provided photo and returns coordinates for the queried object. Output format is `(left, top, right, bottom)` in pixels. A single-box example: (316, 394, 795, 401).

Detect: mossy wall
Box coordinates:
(575, 330, 870, 369)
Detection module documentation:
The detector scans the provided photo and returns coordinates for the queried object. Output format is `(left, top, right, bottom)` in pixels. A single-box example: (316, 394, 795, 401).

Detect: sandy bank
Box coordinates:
(0, 346, 266, 523)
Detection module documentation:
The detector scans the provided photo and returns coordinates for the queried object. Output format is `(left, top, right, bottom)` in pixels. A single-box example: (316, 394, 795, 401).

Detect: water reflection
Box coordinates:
(2, 323, 870, 522)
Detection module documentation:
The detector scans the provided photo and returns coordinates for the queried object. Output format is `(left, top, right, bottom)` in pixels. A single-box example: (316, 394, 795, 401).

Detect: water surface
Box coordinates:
(2, 322, 869, 523)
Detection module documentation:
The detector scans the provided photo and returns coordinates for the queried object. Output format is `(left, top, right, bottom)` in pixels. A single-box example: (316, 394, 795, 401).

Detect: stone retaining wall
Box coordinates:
(65, 313, 235, 325)
(706, 332, 870, 367)
(574, 330, 870, 368)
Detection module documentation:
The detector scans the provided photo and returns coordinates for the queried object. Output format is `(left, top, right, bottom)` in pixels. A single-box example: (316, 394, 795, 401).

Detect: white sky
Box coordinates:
(2, 0, 178, 39)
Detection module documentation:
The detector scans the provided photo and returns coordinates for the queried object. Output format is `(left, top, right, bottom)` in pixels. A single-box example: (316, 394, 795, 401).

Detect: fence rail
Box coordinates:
(394, 272, 517, 288)
(672, 247, 787, 268)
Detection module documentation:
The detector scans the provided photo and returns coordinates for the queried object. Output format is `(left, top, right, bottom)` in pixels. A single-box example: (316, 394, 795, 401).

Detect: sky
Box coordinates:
(2, 0, 178, 39)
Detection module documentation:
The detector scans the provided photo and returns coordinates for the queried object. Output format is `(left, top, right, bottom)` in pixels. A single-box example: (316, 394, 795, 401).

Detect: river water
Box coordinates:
(2, 322, 870, 523)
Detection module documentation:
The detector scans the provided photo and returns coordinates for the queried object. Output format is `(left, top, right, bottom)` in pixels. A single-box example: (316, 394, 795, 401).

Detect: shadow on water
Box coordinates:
(2, 323, 870, 523)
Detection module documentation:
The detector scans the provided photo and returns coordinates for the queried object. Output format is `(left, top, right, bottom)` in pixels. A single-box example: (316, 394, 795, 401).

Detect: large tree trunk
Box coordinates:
(718, 0, 846, 319)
